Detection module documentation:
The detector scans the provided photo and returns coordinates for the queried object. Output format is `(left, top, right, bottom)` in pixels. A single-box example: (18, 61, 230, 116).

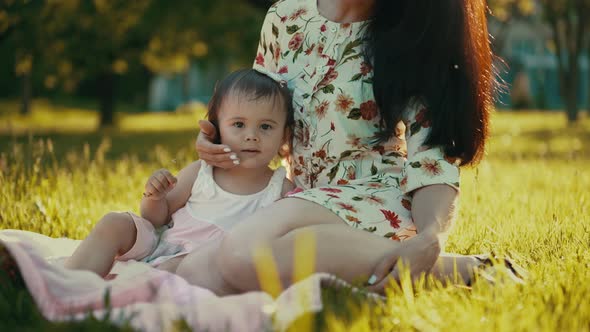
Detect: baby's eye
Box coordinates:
(233, 122, 244, 128)
(260, 124, 273, 130)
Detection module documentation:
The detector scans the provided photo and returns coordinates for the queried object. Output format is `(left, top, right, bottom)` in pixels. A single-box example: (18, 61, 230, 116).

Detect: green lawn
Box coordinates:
(1, 99, 589, 331)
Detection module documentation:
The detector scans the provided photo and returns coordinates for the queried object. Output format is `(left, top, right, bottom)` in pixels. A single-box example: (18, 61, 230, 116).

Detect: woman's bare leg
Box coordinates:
(64, 212, 136, 277)
(214, 199, 403, 292)
(175, 238, 240, 296)
(430, 254, 481, 285)
(181, 198, 480, 294)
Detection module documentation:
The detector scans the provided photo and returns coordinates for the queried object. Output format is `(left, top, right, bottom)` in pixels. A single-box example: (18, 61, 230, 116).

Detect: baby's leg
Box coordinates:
(64, 212, 137, 277)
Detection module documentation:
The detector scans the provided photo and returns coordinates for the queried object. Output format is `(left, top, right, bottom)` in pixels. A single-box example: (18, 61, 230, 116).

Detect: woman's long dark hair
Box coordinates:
(366, 0, 496, 166)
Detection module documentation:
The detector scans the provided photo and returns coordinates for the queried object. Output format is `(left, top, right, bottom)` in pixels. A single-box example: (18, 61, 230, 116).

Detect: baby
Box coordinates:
(65, 69, 295, 284)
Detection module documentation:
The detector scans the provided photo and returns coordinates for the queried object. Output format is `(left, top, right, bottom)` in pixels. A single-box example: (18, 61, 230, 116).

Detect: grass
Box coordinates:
(1, 99, 589, 331)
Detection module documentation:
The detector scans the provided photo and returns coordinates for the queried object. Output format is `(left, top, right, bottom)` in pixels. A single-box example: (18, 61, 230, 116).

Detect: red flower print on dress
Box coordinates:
(360, 62, 373, 76)
(337, 179, 349, 185)
(380, 209, 401, 228)
(337, 202, 358, 213)
(288, 32, 304, 51)
(367, 182, 383, 189)
(372, 144, 385, 155)
(389, 233, 401, 241)
(255, 53, 264, 66)
(294, 123, 310, 147)
(320, 187, 342, 193)
(346, 215, 360, 223)
(318, 67, 338, 87)
(364, 195, 385, 205)
(401, 198, 412, 210)
(400, 177, 408, 190)
(420, 158, 442, 177)
(327, 58, 336, 67)
(320, 24, 327, 32)
(273, 45, 281, 62)
(289, 8, 307, 21)
(315, 100, 330, 119)
(346, 134, 362, 148)
(304, 43, 315, 55)
(278, 66, 289, 74)
(335, 93, 354, 113)
(346, 165, 356, 180)
(287, 187, 304, 195)
(330, 122, 335, 131)
(415, 108, 431, 128)
(327, 194, 340, 199)
(444, 155, 460, 165)
(360, 100, 377, 120)
(313, 149, 327, 160)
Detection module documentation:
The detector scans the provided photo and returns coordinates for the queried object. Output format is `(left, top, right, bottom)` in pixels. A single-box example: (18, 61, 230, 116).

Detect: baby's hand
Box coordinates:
(143, 169, 177, 200)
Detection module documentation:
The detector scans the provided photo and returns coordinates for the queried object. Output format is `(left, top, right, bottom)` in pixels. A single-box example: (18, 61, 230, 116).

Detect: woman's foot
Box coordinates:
(468, 254, 527, 286)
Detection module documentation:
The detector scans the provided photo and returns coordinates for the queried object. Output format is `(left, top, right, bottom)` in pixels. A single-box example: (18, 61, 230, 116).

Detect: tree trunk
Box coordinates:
(566, 48, 580, 124)
(565, 88, 579, 123)
(20, 71, 31, 115)
(182, 70, 190, 104)
(98, 72, 115, 127)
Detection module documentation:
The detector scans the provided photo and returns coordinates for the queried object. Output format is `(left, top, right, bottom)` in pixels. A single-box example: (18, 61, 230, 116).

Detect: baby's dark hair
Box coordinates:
(207, 69, 294, 145)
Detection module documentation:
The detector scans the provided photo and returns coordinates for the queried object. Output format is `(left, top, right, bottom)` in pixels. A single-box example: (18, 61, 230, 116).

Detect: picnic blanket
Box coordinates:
(0, 229, 347, 332)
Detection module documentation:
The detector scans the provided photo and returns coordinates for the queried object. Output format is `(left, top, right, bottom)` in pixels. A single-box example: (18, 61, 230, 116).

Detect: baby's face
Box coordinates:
(217, 92, 287, 169)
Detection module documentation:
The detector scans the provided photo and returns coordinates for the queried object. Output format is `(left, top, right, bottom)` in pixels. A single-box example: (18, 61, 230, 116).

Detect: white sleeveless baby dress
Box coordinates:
(117, 161, 286, 267)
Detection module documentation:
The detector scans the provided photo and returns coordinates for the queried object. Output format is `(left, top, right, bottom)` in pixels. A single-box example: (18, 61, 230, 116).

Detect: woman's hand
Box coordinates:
(195, 120, 239, 169)
(144, 169, 177, 200)
(366, 231, 441, 293)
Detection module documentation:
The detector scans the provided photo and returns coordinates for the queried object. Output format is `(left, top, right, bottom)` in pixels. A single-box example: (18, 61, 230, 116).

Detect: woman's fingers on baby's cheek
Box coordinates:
(198, 120, 217, 138)
(200, 152, 239, 165)
(196, 138, 225, 154)
(212, 160, 240, 169)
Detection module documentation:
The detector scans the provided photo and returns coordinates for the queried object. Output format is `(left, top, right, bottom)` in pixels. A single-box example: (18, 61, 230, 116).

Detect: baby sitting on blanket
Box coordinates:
(65, 69, 295, 293)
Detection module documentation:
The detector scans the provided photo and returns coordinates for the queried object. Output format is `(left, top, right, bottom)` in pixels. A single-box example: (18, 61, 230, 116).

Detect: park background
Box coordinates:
(0, 0, 589, 331)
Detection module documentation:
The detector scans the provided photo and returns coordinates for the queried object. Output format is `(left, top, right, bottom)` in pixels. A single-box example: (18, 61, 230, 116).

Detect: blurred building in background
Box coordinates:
(489, 3, 590, 110)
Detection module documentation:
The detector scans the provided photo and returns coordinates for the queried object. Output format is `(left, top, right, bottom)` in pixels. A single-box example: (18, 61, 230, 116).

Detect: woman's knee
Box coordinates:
(215, 230, 262, 290)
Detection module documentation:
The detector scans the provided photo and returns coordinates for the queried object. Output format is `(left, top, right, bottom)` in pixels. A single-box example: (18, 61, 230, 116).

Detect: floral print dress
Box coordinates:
(253, 0, 460, 240)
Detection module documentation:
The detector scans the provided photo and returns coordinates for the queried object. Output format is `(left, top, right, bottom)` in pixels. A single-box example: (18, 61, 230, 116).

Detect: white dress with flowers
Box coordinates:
(253, 0, 460, 240)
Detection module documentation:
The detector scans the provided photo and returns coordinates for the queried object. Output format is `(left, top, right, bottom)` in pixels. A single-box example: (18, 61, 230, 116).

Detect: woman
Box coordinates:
(189, 0, 522, 295)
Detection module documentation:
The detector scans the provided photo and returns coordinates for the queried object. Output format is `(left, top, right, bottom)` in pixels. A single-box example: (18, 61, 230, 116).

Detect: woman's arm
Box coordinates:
(366, 184, 457, 291)
(411, 184, 458, 237)
(366, 103, 462, 291)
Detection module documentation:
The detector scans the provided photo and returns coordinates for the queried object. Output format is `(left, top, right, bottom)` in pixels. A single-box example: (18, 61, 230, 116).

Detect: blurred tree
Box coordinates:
(489, 0, 589, 123)
(1, 0, 45, 115)
(245, 0, 275, 10)
(488, 0, 536, 54)
(541, 0, 590, 123)
(141, 0, 265, 103)
(39, 0, 153, 127)
(2, 0, 266, 127)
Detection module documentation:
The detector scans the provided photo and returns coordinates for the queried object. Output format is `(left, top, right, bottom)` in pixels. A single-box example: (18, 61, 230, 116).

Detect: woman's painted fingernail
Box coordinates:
(229, 154, 238, 160)
(233, 160, 240, 165)
(367, 274, 377, 285)
(223, 147, 231, 153)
